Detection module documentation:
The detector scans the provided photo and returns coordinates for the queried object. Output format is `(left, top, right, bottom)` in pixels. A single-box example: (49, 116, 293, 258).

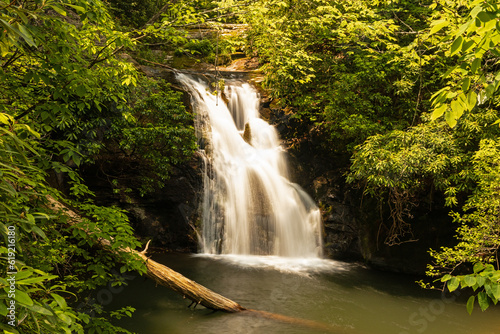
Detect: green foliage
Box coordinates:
(0, 0, 198, 333)
(424, 139, 500, 312)
(0, 120, 146, 333)
(0, 114, 80, 334)
(101, 77, 197, 196)
(243, 0, 436, 153)
(182, 39, 215, 56)
(80, 306, 136, 334)
(1, 0, 138, 177)
(441, 263, 500, 314)
(428, 0, 500, 128)
(348, 121, 466, 244)
(106, 0, 167, 28)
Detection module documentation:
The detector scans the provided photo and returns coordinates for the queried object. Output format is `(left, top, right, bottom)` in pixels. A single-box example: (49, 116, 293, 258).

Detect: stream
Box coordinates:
(109, 253, 500, 334)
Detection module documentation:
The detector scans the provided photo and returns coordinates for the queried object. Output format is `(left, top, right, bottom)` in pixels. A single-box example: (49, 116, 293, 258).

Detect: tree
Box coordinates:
(428, 0, 500, 128)
(0, 0, 198, 332)
(345, 0, 500, 313)
(243, 0, 437, 154)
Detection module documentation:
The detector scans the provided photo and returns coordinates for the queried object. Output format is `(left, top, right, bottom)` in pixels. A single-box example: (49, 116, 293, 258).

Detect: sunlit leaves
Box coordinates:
(447, 277, 459, 292)
(426, 138, 500, 313)
(447, 263, 500, 314)
(429, 0, 500, 127)
(429, 19, 449, 35)
(450, 36, 463, 57)
(467, 296, 475, 315)
(431, 104, 447, 121)
(348, 122, 460, 199)
(0, 1, 153, 333)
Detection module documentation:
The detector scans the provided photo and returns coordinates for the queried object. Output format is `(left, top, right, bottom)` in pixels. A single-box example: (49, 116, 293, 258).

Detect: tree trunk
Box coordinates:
(46, 196, 245, 313)
(46, 196, 350, 333)
(135, 245, 244, 312)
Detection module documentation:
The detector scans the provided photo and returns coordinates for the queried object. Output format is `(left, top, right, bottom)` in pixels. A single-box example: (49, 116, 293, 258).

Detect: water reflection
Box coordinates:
(109, 254, 500, 334)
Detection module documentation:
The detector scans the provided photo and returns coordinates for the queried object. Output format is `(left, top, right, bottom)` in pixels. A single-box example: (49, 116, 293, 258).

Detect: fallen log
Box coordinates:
(46, 196, 355, 333)
(135, 242, 244, 312)
(46, 196, 244, 313)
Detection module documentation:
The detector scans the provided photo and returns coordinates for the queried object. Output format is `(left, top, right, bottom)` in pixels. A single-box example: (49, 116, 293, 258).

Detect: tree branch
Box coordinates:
(88, 38, 125, 69)
(44, 196, 347, 332)
(142, 0, 180, 28)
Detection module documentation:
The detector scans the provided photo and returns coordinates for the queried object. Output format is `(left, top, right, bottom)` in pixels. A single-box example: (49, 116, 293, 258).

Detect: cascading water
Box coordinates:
(177, 73, 322, 258)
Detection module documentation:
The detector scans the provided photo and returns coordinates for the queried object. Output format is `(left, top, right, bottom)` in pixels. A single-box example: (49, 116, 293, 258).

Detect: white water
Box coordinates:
(177, 74, 322, 258)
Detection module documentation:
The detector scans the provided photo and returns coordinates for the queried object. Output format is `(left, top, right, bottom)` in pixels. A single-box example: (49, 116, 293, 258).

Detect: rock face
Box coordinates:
(283, 141, 364, 262)
(82, 155, 203, 252)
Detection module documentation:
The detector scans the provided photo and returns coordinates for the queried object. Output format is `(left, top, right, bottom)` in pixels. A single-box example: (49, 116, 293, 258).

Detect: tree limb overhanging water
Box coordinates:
(46, 195, 356, 333)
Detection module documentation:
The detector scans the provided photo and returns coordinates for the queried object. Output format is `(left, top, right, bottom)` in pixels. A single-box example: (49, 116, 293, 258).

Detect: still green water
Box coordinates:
(108, 253, 499, 334)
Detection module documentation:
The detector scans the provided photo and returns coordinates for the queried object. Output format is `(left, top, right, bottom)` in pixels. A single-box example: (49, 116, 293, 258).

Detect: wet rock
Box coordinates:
(242, 122, 252, 144)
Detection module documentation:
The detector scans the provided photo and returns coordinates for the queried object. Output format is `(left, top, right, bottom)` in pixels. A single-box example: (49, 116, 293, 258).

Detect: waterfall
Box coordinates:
(177, 73, 323, 258)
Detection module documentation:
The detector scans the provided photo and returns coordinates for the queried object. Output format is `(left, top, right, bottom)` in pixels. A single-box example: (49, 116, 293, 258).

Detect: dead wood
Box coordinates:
(46, 195, 245, 313)
(46, 196, 357, 332)
(135, 241, 244, 312)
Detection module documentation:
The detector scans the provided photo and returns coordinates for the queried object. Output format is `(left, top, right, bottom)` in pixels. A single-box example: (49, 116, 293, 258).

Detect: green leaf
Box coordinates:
(478, 291, 489, 311)
(31, 226, 47, 241)
(72, 154, 81, 167)
(490, 284, 500, 301)
(462, 78, 471, 92)
(476, 275, 486, 287)
(15, 24, 36, 47)
(450, 36, 463, 57)
(429, 20, 449, 35)
(17, 275, 57, 285)
(49, 5, 67, 16)
(75, 85, 87, 97)
(51, 293, 67, 309)
(66, 4, 86, 13)
(464, 275, 477, 287)
(477, 11, 494, 23)
(462, 39, 475, 53)
(26, 304, 53, 316)
(56, 312, 72, 325)
(446, 99, 464, 127)
(467, 295, 475, 315)
(14, 290, 33, 306)
(0, 301, 7, 316)
(470, 58, 481, 74)
(15, 271, 33, 280)
(440, 274, 452, 282)
(0, 322, 19, 334)
(485, 84, 495, 98)
(473, 262, 485, 273)
(0, 113, 13, 124)
(447, 277, 460, 292)
(431, 104, 447, 121)
(466, 91, 478, 111)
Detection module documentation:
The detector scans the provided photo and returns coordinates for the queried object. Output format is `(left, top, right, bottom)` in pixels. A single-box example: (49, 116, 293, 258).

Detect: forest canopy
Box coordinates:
(243, 0, 500, 314)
